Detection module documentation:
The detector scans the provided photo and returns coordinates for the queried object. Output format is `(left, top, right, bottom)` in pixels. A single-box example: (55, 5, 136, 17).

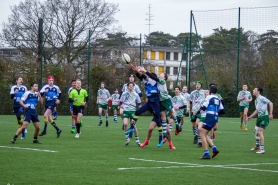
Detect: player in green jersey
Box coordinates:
(68, 79, 88, 138)
(97, 82, 110, 127)
(247, 87, 273, 154)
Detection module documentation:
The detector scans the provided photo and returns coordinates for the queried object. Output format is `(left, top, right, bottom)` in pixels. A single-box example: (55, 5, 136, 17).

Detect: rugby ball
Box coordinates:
(122, 53, 131, 64)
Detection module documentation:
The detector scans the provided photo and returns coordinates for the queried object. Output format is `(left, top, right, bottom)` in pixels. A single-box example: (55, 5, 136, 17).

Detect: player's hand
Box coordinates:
(96, 101, 98, 104)
(56, 99, 60, 104)
(108, 107, 111, 109)
(247, 117, 251, 121)
(105, 99, 109, 102)
(14, 89, 19, 94)
(174, 106, 179, 110)
(44, 89, 49, 92)
(187, 108, 190, 113)
(81, 102, 86, 106)
(269, 114, 273, 120)
(120, 105, 123, 109)
(23, 104, 29, 109)
(74, 98, 78, 102)
(193, 112, 197, 116)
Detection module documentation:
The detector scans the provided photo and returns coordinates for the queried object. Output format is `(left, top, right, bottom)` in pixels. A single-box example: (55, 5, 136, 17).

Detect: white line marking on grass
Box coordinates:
(0, 146, 58, 153)
(123, 158, 278, 173)
(129, 158, 201, 166)
(118, 165, 204, 170)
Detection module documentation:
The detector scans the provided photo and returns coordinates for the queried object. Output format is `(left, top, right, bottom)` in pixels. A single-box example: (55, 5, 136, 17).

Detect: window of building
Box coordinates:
(150, 66, 155, 73)
(174, 52, 178, 60)
(159, 52, 164, 60)
(166, 67, 170, 75)
(182, 53, 186, 61)
(143, 50, 147, 59)
(166, 52, 170, 60)
(173, 67, 178, 75)
(150, 51, 156, 60)
(158, 66, 164, 74)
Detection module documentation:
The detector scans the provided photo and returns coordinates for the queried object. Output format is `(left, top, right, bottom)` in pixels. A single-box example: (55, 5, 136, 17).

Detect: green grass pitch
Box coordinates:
(0, 115, 278, 185)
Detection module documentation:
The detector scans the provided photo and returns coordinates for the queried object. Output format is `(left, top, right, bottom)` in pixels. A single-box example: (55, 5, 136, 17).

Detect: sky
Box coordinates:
(0, 0, 278, 38)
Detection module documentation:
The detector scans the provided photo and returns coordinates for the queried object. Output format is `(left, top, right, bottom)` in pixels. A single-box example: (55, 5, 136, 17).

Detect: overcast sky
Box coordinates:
(1, 0, 278, 38)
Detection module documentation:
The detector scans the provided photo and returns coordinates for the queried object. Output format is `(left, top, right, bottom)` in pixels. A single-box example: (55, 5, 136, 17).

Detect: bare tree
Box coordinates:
(1, 0, 119, 66)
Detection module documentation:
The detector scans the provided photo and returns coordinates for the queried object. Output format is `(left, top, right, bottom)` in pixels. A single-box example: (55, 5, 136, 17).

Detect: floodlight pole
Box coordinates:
(87, 29, 91, 115)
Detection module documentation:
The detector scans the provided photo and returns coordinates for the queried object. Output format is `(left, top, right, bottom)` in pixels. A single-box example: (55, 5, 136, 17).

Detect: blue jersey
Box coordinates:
(21, 91, 40, 115)
(10, 85, 28, 107)
(142, 77, 159, 102)
(202, 95, 224, 126)
(40, 84, 61, 106)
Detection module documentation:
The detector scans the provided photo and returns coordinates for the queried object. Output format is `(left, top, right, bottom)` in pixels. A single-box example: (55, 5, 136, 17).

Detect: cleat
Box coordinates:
(175, 128, 179, 135)
(212, 150, 220, 158)
(240, 126, 243, 130)
(125, 138, 130, 146)
(57, 130, 62, 138)
(136, 142, 141, 147)
(33, 140, 41, 144)
(197, 143, 202, 148)
(75, 133, 80, 138)
(11, 138, 16, 143)
(98, 121, 102, 126)
(53, 116, 57, 120)
(251, 146, 259, 151)
(179, 125, 183, 132)
(199, 155, 211, 160)
(163, 137, 168, 144)
(70, 129, 75, 134)
(256, 149, 265, 154)
(24, 129, 28, 134)
(21, 136, 25, 140)
(39, 131, 46, 136)
(122, 124, 124, 130)
(157, 140, 163, 148)
(193, 136, 198, 144)
(169, 145, 176, 150)
(212, 132, 216, 139)
(125, 128, 134, 135)
(140, 141, 148, 148)
(106, 121, 109, 127)
(244, 127, 248, 131)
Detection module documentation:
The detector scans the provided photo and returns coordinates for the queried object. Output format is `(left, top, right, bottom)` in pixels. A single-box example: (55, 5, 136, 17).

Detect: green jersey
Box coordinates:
(181, 92, 190, 101)
(255, 95, 271, 117)
(97, 88, 110, 105)
(189, 89, 205, 112)
(157, 79, 170, 101)
(69, 88, 88, 106)
(237, 90, 252, 106)
(111, 93, 120, 105)
(120, 91, 141, 111)
(171, 94, 187, 117)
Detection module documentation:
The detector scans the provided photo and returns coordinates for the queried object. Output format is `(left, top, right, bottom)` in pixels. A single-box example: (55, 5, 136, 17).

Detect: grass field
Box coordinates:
(0, 115, 278, 185)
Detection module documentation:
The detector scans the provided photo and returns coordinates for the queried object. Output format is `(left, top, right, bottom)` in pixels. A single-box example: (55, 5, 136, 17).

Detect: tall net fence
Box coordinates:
(190, 6, 278, 117)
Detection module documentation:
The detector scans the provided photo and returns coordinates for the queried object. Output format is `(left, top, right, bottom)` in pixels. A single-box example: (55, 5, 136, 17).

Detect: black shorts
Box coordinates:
(73, 106, 84, 115)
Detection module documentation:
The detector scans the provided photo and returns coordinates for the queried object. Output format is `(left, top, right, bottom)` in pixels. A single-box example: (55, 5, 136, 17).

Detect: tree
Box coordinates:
(1, 0, 119, 66)
(145, 31, 174, 47)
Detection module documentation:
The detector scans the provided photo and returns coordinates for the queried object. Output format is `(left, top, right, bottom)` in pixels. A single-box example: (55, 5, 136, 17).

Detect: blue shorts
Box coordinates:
(24, 114, 40, 123)
(70, 105, 73, 112)
(13, 107, 24, 115)
(202, 122, 216, 131)
(135, 101, 161, 126)
(45, 105, 56, 112)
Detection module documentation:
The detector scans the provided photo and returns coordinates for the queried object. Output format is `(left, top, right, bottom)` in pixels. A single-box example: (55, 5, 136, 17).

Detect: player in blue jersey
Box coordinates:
(126, 65, 162, 148)
(11, 82, 43, 144)
(198, 85, 225, 159)
(39, 76, 62, 137)
(10, 77, 28, 139)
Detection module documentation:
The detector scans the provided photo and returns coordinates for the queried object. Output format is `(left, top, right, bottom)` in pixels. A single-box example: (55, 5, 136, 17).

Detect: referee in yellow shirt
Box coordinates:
(68, 79, 88, 138)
